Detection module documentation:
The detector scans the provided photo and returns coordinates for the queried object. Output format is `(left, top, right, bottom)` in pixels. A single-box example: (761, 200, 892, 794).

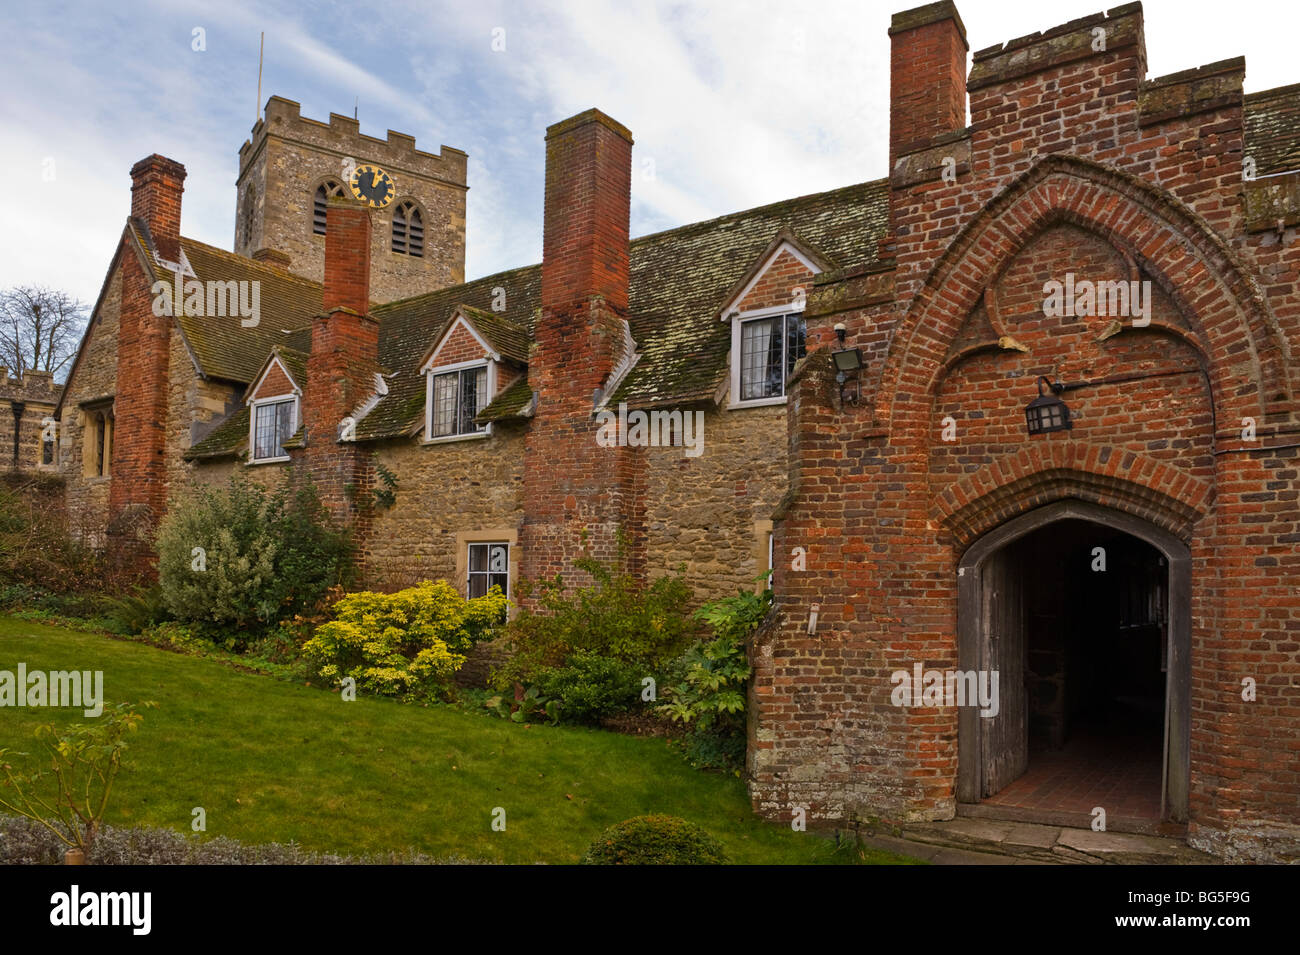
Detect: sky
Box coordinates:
(1, 0, 1295, 307)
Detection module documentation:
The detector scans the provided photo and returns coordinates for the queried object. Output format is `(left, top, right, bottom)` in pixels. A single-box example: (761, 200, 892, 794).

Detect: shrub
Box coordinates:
(658, 579, 771, 772)
(0, 480, 101, 594)
(533, 652, 644, 725)
(102, 583, 167, 635)
(156, 476, 352, 645)
(493, 556, 697, 690)
(581, 815, 728, 865)
(0, 814, 484, 865)
(304, 580, 508, 702)
(0, 701, 155, 859)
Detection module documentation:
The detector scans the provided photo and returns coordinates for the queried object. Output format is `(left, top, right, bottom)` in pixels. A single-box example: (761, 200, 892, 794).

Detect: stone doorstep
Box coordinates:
(872, 819, 1221, 865)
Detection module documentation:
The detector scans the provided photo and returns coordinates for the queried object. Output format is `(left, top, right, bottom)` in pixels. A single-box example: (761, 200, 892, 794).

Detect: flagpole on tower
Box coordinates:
(256, 31, 265, 123)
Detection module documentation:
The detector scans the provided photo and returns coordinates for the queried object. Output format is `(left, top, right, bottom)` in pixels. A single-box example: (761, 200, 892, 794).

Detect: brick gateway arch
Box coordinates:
(955, 499, 1192, 823)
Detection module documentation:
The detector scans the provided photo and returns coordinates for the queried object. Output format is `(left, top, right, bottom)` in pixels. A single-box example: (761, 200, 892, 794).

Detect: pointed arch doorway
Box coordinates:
(956, 500, 1191, 825)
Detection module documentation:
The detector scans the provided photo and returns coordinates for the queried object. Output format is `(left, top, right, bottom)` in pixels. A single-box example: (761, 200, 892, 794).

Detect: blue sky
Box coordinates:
(2, 0, 1295, 306)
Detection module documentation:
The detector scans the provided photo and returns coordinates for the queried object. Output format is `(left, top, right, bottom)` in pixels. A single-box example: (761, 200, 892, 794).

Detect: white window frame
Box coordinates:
(729, 304, 807, 409)
(249, 394, 298, 464)
(423, 358, 496, 445)
(466, 540, 511, 600)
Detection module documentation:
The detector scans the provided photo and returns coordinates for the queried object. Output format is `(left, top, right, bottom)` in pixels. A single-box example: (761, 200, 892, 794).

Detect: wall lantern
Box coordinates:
(832, 323, 863, 404)
(1024, 376, 1071, 435)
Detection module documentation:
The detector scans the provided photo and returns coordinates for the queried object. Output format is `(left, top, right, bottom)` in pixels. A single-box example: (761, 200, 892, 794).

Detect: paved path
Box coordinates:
(857, 818, 1220, 865)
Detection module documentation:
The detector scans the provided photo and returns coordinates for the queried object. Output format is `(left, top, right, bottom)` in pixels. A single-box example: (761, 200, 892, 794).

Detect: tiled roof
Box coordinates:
(457, 305, 531, 364)
(166, 236, 324, 384)
(478, 376, 534, 423)
(185, 404, 250, 460)
(353, 178, 888, 437)
(183, 177, 888, 450)
(1244, 83, 1300, 177)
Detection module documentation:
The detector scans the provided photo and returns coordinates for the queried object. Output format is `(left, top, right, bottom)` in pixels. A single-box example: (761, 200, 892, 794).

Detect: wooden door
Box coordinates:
(980, 546, 1028, 797)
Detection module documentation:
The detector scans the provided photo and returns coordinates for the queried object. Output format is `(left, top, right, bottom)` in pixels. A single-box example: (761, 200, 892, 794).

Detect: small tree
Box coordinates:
(0, 702, 155, 861)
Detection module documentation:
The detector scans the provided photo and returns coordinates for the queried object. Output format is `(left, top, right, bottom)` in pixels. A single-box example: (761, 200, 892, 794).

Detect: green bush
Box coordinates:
(493, 556, 697, 690)
(0, 481, 101, 595)
(658, 579, 771, 773)
(533, 652, 644, 725)
(581, 815, 728, 865)
(303, 580, 508, 702)
(156, 476, 352, 645)
(102, 584, 167, 635)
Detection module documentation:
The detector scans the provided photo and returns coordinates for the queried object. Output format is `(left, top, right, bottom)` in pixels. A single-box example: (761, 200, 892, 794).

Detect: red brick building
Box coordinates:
(54, 2, 1299, 860)
(752, 1, 1300, 863)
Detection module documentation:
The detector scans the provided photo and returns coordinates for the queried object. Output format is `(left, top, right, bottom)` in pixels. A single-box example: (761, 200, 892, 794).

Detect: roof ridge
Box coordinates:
(629, 177, 887, 247)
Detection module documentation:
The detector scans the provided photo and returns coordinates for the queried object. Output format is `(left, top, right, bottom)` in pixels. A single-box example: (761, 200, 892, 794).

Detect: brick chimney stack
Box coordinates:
(130, 154, 187, 263)
(889, 1, 969, 169)
(521, 109, 643, 590)
(305, 197, 379, 527)
(110, 154, 187, 577)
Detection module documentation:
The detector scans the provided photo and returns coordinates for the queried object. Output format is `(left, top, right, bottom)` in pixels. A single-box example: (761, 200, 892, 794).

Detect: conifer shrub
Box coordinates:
(581, 815, 728, 865)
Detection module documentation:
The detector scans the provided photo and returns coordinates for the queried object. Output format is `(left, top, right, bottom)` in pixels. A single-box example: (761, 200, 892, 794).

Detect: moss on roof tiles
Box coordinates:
(352, 178, 887, 439)
(478, 377, 534, 423)
(184, 404, 249, 460)
(1245, 83, 1300, 177)
(457, 305, 531, 364)
(169, 238, 324, 384)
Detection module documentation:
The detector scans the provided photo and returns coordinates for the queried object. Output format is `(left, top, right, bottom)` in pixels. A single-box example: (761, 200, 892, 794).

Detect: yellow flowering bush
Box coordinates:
(303, 580, 508, 701)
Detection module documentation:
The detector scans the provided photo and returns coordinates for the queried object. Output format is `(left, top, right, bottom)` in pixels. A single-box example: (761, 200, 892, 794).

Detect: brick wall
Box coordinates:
(753, 1, 1300, 862)
(305, 199, 379, 534)
(519, 110, 644, 590)
(106, 155, 187, 575)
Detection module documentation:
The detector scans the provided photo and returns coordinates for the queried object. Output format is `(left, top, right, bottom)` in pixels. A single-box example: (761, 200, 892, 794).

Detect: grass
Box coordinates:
(0, 616, 915, 865)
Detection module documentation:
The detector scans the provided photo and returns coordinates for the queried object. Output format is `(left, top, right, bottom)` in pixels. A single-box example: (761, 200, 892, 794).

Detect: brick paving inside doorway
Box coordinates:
(982, 727, 1163, 819)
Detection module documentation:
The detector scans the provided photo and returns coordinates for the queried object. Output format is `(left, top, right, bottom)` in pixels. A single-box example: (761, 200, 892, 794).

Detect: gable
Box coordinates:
(248, 355, 300, 401)
(730, 246, 820, 315)
(422, 314, 496, 370)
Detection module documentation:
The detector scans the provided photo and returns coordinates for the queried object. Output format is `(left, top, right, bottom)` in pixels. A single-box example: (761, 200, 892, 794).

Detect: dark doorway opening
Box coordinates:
(957, 500, 1191, 828)
(980, 519, 1166, 821)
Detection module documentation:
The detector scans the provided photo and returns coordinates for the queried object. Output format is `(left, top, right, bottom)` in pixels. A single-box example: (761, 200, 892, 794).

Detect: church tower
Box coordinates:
(234, 96, 468, 303)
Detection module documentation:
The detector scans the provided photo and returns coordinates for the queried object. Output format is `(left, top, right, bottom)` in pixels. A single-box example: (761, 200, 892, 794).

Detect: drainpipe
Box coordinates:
(10, 401, 24, 470)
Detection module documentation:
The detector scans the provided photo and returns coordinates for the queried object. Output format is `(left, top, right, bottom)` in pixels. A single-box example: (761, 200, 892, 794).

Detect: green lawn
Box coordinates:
(0, 616, 913, 865)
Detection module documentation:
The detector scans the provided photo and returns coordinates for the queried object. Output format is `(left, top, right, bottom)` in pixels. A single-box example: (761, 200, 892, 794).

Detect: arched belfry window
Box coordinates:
(392, 200, 424, 257)
(313, 180, 345, 235)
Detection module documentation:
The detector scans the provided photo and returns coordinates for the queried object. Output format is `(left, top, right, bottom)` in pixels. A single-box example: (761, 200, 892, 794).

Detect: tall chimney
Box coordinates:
(305, 197, 378, 527)
(130, 154, 187, 263)
(541, 109, 633, 317)
(110, 154, 187, 577)
(889, 1, 969, 168)
(521, 108, 641, 591)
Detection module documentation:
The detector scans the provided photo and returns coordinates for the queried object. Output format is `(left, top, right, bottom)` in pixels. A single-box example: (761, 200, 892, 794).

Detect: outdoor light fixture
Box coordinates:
(832, 322, 863, 404)
(1024, 376, 1071, 435)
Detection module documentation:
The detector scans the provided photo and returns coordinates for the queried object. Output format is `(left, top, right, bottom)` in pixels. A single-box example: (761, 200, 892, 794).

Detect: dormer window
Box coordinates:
(736, 310, 806, 402)
(312, 180, 345, 235)
(430, 364, 488, 438)
(251, 396, 296, 463)
(392, 201, 424, 257)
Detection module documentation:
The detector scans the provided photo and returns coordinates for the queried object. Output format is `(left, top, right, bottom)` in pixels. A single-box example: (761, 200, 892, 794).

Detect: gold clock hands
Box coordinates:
(370, 170, 380, 188)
